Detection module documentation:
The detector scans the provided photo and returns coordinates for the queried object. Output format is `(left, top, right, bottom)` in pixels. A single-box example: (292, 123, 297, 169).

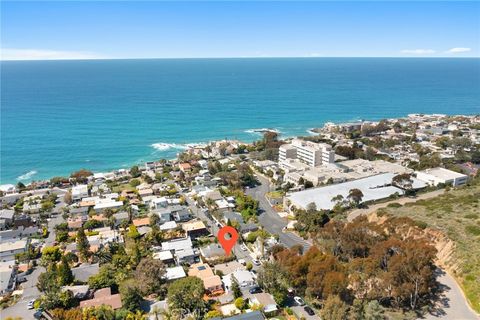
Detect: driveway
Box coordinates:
(246, 175, 311, 251)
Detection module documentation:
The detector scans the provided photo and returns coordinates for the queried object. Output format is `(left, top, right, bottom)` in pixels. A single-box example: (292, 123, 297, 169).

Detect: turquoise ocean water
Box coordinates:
(1, 58, 479, 184)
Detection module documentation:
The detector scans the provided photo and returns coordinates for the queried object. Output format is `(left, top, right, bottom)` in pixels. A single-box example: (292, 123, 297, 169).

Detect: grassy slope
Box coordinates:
(379, 182, 480, 313)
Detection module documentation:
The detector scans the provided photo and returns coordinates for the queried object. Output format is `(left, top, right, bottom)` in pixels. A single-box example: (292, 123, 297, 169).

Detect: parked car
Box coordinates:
(240, 244, 248, 251)
(27, 300, 35, 309)
(252, 259, 261, 266)
(294, 296, 305, 306)
(304, 306, 315, 316)
(249, 286, 262, 294)
(238, 259, 246, 265)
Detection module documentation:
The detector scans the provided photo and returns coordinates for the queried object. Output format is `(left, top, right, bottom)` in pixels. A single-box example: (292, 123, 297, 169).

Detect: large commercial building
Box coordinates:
(285, 173, 425, 212)
(279, 139, 335, 167)
(416, 167, 468, 187)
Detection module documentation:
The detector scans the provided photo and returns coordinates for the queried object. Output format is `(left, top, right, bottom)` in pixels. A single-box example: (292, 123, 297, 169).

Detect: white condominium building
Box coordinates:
(279, 139, 335, 167)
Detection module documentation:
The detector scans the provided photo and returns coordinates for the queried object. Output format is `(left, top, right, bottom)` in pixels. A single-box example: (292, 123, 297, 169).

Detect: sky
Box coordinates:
(1, 1, 479, 60)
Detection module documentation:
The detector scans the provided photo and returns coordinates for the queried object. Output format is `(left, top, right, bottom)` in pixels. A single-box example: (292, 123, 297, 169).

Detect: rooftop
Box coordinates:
(287, 173, 404, 210)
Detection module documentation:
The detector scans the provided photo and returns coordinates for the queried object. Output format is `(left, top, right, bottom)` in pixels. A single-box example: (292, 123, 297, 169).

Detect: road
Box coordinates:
(1, 201, 66, 320)
(421, 268, 479, 320)
(347, 189, 445, 222)
(246, 175, 311, 252)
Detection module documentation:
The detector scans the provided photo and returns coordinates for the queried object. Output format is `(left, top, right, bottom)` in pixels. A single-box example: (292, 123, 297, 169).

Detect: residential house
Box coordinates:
(182, 220, 208, 239)
(0, 209, 14, 229)
(188, 263, 224, 295)
(162, 237, 198, 264)
(62, 285, 90, 299)
(72, 263, 100, 283)
(72, 185, 89, 201)
(223, 270, 256, 291)
(0, 239, 28, 262)
(200, 243, 225, 262)
(249, 293, 278, 316)
(0, 261, 16, 294)
(80, 287, 122, 310)
(152, 251, 175, 265)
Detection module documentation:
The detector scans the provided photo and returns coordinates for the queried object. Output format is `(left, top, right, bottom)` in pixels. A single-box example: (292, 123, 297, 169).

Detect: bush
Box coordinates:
(465, 225, 480, 236)
(465, 214, 479, 220)
(387, 202, 402, 208)
(234, 298, 246, 310)
(414, 220, 428, 230)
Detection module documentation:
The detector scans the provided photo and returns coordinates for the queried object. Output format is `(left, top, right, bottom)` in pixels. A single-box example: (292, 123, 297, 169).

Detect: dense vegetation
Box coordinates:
(378, 176, 480, 313)
(261, 215, 439, 319)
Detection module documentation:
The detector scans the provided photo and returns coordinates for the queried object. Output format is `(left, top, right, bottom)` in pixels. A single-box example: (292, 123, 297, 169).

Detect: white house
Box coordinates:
(72, 185, 89, 201)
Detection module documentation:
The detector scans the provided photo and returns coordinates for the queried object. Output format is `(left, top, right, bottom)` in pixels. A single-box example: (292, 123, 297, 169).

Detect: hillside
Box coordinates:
(377, 180, 480, 313)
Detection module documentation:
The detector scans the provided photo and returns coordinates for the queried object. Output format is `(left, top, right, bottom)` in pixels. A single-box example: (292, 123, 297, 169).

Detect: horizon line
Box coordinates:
(2, 56, 480, 62)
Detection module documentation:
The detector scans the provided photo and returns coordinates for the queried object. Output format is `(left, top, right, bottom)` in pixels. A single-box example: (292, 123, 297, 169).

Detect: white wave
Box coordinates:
(244, 128, 281, 135)
(151, 142, 189, 152)
(17, 170, 38, 181)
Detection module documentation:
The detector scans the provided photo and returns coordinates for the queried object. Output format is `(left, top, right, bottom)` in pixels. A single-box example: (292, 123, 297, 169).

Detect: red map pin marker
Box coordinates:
(217, 226, 238, 256)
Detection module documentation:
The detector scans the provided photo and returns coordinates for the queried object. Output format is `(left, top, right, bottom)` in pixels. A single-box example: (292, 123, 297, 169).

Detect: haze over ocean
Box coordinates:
(1, 58, 479, 183)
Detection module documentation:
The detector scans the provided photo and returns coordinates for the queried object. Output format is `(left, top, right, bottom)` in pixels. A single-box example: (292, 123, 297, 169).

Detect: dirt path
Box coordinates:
(347, 189, 446, 222)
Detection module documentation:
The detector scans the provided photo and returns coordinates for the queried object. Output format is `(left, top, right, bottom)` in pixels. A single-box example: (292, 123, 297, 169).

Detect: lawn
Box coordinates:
(379, 180, 480, 313)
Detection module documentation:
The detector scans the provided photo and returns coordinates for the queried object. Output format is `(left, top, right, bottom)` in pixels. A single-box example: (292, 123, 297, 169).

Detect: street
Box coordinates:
(246, 175, 312, 252)
(1, 200, 66, 320)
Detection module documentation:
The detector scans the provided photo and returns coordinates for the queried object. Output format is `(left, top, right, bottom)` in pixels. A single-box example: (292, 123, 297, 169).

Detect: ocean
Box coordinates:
(1, 58, 479, 184)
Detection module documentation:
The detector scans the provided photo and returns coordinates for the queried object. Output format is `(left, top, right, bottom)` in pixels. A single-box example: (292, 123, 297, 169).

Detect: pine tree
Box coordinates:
(57, 256, 74, 286)
(76, 227, 90, 261)
(231, 275, 242, 299)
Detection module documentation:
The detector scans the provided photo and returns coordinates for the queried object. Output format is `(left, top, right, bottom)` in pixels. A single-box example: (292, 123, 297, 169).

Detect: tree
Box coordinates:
(16, 182, 26, 192)
(134, 257, 166, 296)
(64, 191, 73, 205)
(246, 262, 253, 271)
(57, 256, 74, 286)
(127, 224, 141, 240)
(120, 280, 143, 312)
(76, 227, 90, 261)
(320, 295, 349, 320)
(392, 173, 413, 191)
(41, 200, 55, 212)
(130, 165, 141, 178)
(130, 178, 141, 187)
(257, 262, 289, 305)
(84, 219, 103, 231)
(88, 263, 118, 290)
(348, 189, 364, 207)
(167, 277, 205, 316)
(38, 265, 60, 292)
(234, 297, 247, 310)
(70, 169, 93, 183)
(231, 275, 242, 299)
(41, 246, 62, 265)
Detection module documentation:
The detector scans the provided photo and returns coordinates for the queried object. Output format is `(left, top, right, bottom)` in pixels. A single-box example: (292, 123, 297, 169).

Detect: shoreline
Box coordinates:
(4, 112, 479, 185)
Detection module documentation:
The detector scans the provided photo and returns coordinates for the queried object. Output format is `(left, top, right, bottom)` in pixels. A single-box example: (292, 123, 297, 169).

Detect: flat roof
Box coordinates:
(165, 266, 186, 280)
(0, 239, 27, 252)
(287, 173, 404, 210)
(418, 167, 467, 180)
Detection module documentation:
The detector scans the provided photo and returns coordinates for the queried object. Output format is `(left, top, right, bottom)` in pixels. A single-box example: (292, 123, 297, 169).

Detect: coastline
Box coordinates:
(4, 112, 480, 185)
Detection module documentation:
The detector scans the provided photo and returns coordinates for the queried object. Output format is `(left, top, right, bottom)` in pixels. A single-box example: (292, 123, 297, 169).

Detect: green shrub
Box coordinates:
(387, 202, 402, 208)
(465, 225, 480, 236)
(414, 220, 428, 230)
